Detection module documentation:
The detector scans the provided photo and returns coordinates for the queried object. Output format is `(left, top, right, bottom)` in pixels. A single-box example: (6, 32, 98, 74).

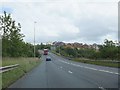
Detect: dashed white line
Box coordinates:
(68, 70, 73, 74)
(98, 70, 119, 75)
(60, 66, 63, 68)
(58, 60, 119, 75)
(99, 87, 106, 90)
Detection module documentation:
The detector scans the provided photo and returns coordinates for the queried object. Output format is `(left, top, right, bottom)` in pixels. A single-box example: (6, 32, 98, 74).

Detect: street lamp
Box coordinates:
(34, 21, 37, 58)
(59, 45, 61, 55)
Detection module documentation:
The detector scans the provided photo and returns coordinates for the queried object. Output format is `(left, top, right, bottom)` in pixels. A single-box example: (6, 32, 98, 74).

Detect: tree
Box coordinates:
(61, 47, 77, 57)
(0, 11, 24, 57)
(99, 39, 118, 60)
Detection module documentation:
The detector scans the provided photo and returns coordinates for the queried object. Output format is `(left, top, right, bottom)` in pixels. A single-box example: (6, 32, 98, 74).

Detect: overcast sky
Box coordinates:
(0, 0, 119, 44)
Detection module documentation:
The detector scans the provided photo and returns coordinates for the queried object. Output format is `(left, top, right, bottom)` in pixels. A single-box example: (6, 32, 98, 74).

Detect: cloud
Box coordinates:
(0, 0, 119, 2)
(0, 0, 118, 44)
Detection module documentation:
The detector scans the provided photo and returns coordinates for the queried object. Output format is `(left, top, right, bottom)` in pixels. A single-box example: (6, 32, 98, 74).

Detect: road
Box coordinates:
(9, 52, 119, 89)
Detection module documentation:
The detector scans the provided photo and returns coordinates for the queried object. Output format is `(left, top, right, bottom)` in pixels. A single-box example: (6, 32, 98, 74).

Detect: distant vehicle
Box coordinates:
(43, 49, 48, 55)
(46, 56, 51, 61)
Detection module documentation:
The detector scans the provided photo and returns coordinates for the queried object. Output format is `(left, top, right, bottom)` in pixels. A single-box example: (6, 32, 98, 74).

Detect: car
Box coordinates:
(46, 56, 51, 61)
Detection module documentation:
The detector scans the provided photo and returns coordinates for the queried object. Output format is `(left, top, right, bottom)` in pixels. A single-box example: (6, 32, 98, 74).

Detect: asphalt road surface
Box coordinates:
(9, 52, 119, 89)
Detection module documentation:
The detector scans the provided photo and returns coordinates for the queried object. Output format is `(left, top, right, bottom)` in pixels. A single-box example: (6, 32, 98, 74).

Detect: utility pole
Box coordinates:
(34, 21, 37, 58)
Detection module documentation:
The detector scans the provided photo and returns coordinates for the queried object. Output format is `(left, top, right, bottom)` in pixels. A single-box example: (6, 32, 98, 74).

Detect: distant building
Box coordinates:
(53, 41, 65, 46)
(52, 41, 100, 51)
(51, 46, 56, 50)
(92, 43, 99, 51)
(46, 42, 53, 45)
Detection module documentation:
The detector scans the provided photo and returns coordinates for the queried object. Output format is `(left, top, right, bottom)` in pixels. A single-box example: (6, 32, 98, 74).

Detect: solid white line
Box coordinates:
(68, 70, 73, 74)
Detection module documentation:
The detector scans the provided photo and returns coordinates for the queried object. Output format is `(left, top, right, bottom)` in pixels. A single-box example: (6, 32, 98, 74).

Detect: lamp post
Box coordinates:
(59, 45, 60, 55)
(34, 21, 37, 58)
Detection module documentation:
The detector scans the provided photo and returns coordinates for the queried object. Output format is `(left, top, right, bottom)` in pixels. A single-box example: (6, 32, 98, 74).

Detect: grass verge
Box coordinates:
(73, 58, 119, 68)
(2, 57, 41, 89)
(52, 51, 119, 68)
(51, 51, 61, 56)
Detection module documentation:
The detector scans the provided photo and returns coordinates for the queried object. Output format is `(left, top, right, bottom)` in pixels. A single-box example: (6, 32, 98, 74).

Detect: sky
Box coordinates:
(0, 0, 119, 44)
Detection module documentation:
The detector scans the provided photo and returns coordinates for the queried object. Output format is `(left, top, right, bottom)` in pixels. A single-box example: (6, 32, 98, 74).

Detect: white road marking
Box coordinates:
(98, 70, 119, 75)
(60, 66, 63, 68)
(68, 71, 73, 74)
(99, 87, 106, 90)
(58, 60, 119, 75)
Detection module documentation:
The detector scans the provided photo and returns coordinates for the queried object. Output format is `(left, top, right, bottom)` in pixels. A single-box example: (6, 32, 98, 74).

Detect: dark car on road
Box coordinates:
(46, 56, 51, 61)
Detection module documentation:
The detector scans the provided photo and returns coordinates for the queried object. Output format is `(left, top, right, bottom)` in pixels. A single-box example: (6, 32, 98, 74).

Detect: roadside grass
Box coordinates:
(2, 57, 41, 89)
(52, 51, 119, 68)
(73, 58, 119, 68)
(51, 51, 61, 56)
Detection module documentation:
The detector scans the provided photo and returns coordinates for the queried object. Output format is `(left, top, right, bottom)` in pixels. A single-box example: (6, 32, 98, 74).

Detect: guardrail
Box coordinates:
(0, 64, 19, 73)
